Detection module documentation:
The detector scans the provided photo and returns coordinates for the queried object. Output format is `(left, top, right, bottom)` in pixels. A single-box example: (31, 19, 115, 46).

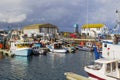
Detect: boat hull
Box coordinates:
(50, 49, 67, 53)
(84, 65, 118, 80)
(77, 46, 93, 51)
(47, 45, 67, 53)
(11, 48, 32, 56)
(87, 72, 105, 80)
(32, 48, 48, 55)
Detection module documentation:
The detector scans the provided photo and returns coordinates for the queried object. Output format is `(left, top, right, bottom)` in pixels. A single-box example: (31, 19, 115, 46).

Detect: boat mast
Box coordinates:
(86, 0, 88, 25)
(86, 0, 89, 36)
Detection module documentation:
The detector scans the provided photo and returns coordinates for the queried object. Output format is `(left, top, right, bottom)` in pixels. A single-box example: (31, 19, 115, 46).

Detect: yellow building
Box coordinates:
(23, 23, 58, 37)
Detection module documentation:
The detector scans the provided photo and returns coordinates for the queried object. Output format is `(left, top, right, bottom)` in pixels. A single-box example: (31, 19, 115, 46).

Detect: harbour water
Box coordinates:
(0, 51, 94, 80)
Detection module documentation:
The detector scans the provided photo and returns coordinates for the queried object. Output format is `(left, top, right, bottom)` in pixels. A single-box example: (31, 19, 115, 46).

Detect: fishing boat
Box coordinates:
(84, 58, 120, 80)
(76, 41, 93, 51)
(5, 30, 34, 56)
(10, 41, 33, 56)
(32, 43, 48, 55)
(46, 42, 67, 53)
(77, 46, 93, 51)
(63, 44, 76, 53)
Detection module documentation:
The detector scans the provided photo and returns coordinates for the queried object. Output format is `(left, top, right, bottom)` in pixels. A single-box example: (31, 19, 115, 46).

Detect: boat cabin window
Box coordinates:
(16, 43, 31, 48)
(106, 62, 117, 73)
(54, 43, 62, 49)
(104, 44, 107, 47)
(112, 62, 116, 72)
(106, 63, 111, 73)
(118, 63, 120, 68)
(93, 62, 103, 70)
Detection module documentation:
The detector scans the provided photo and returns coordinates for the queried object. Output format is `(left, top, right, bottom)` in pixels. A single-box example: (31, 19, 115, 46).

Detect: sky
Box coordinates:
(0, 0, 120, 32)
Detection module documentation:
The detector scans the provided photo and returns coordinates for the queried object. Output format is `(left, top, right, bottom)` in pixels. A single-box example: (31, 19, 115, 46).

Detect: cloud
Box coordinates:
(94, 0, 109, 3)
(0, 0, 28, 23)
(0, 12, 26, 23)
(25, 0, 86, 24)
(0, 0, 23, 10)
(85, 0, 120, 28)
(1, 0, 120, 31)
(8, 14, 26, 23)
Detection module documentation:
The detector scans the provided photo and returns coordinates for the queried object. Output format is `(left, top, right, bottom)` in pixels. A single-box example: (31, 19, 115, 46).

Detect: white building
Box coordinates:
(81, 24, 109, 37)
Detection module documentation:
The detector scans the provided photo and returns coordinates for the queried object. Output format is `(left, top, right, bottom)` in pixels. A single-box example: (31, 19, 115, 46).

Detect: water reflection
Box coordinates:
(10, 56, 33, 79)
(79, 51, 94, 69)
(0, 53, 4, 60)
(0, 51, 94, 80)
(48, 53, 66, 68)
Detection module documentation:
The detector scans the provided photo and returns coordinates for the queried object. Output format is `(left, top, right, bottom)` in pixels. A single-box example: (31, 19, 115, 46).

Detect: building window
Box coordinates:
(82, 28, 85, 31)
(97, 28, 100, 31)
(49, 28, 55, 34)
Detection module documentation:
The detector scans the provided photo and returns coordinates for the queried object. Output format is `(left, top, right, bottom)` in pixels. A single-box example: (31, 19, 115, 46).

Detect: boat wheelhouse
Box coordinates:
(84, 58, 120, 80)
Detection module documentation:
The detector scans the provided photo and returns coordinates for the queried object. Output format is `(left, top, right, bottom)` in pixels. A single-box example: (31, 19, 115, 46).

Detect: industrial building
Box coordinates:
(22, 23, 59, 38)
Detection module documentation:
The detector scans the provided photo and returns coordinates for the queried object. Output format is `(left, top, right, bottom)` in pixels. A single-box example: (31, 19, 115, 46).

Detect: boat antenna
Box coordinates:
(86, 0, 88, 25)
(86, 0, 89, 36)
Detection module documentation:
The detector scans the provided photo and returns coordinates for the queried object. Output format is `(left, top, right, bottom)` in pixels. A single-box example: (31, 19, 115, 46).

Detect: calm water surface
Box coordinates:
(0, 51, 94, 80)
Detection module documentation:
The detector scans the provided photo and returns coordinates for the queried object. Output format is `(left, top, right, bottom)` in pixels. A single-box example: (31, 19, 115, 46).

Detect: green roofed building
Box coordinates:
(81, 24, 109, 37)
(23, 23, 59, 37)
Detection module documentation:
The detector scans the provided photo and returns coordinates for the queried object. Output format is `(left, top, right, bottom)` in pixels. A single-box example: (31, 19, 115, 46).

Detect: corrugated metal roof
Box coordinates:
(82, 24, 104, 28)
(23, 23, 58, 30)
